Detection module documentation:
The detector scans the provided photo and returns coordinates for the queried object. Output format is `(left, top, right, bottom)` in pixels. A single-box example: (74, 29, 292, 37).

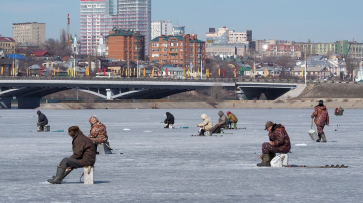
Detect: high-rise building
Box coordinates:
(118, 0, 151, 55)
(12, 22, 45, 46)
(151, 20, 172, 40)
(80, 0, 151, 56)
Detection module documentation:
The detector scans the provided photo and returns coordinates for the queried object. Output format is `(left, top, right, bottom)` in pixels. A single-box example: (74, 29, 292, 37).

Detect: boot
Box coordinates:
(316, 134, 321, 142)
(257, 154, 271, 167)
(198, 129, 205, 136)
(52, 169, 72, 181)
(164, 124, 169, 128)
(47, 167, 65, 184)
(321, 133, 327, 142)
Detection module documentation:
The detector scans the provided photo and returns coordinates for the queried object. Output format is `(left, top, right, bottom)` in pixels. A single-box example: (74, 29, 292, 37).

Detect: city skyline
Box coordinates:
(0, 0, 362, 43)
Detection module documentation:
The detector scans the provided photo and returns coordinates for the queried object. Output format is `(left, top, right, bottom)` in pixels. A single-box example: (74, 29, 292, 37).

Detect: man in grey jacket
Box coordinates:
(37, 110, 48, 132)
(212, 110, 228, 134)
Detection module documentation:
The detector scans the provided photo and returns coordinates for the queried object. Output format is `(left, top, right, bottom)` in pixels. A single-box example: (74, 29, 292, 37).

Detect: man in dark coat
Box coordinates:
(164, 112, 175, 129)
(257, 121, 291, 167)
(47, 126, 96, 184)
(212, 110, 228, 134)
(37, 110, 48, 131)
(311, 100, 329, 142)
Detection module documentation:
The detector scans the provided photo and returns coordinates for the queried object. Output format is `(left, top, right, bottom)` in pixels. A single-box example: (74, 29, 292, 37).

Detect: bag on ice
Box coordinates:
(308, 118, 319, 141)
(270, 154, 289, 167)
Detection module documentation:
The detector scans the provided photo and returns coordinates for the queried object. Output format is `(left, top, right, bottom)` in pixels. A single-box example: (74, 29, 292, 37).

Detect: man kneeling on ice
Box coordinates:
(47, 126, 96, 184)
(257, 121, 291, 167)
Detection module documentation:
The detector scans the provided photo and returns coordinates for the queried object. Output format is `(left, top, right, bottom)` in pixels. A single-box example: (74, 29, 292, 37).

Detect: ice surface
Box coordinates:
(0, 109, 362, 202)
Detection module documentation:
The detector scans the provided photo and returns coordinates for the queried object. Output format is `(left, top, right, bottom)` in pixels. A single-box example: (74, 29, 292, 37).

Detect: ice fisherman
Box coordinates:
(37, 110, 48, 132)
(257, 121, 291, 167)
(334, 107, 339, 115)
(211, 110, 228, 134)
(197, 114, 213, 136)
(311, 100, 329, 142)
(88, 116, 109, 151)
(164, 112, 175, 128)
(47, 126, 96, 184)
(226, 111, 238, 129)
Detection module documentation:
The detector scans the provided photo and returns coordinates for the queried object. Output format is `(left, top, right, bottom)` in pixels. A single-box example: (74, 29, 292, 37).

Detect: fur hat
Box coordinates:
(68, 126, 79, 136)
(265, 121, 274, 130)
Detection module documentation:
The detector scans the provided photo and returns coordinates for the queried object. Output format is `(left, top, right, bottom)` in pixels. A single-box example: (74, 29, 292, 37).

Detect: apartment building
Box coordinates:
(80, 0, 151, 56)
(151, 20, 172, 40)
(206, 27, 252, 44)
(150, 34, 205, 69)
(12, 22, 45, 46)
(264, 44, 302, 58)
(105, 29, 145, 61)
(0, 37, 16, 55)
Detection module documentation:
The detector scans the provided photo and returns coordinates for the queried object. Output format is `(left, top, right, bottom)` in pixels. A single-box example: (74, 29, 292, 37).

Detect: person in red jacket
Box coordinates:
(47, 126, 96, 184)
(311, 100, 329, 142)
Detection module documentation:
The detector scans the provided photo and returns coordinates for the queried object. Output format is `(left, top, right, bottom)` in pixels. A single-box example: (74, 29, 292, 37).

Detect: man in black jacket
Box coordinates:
(164, 112, 174, 129)
(37, 110, 48, 132)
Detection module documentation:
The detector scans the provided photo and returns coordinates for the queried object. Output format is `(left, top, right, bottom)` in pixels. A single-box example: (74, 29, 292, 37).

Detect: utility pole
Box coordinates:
(305, 46, 307, 86)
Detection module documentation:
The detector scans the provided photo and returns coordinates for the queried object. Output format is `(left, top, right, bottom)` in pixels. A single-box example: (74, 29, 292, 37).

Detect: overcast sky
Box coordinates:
(0, 0, 362, 43)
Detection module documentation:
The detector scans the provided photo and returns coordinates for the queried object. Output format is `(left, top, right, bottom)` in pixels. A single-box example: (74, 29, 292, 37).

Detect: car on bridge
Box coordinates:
(96, 72, 120, 78)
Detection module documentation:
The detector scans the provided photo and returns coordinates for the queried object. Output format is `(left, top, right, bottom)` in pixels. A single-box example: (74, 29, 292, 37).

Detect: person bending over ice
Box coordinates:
(197, 114, 213, 136)
(211, 110, 228, 134)
(164, 112, 175, 129)
(47, 126, 96, 184)
(88, 116, 110, 151)
(257, 121, 291, 167)
(37, 110, 48, 132)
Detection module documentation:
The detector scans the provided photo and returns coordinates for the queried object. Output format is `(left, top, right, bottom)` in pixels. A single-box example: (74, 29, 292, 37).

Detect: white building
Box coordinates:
(80, 0, 151, 55)
(151, 20, 172, 40)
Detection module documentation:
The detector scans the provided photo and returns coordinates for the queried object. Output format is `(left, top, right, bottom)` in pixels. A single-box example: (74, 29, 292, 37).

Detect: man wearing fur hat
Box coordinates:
(88, 116, 109, 150)
(257, 121, 291, 167)
(47, 126, 96, 184)
(311, 100, 329, 142)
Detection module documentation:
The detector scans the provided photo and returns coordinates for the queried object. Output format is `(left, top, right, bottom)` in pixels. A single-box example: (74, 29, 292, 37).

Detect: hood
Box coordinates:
(317, 105, 327, 110)
(218, 110, 224, 117)
(37, 110, 41, 114)
(89, 116, 99, 125)
(201, 114, 208, 119)
(166, 112, 170, 116)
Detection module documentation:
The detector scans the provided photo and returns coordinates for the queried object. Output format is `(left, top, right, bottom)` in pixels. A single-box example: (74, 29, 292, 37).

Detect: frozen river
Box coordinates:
(0, 108, 362, 202)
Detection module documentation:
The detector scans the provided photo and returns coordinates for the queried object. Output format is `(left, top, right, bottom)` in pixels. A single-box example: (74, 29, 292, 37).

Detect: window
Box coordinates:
(189, 48, 193, 52)
(189, 43, 193, 46)
(152, 43, 159, 47)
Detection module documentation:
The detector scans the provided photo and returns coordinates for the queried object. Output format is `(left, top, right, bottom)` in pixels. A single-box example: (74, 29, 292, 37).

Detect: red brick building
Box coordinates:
(105, 29, 145, 61)
(150, 34, 206, 69)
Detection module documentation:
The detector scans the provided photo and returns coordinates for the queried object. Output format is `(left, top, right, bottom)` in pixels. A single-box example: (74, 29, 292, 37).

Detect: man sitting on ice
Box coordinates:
(257, 121, 291, 167)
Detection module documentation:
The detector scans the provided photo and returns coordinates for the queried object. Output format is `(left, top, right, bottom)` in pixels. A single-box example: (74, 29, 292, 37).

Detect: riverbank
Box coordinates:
(35, 98, 363, 110)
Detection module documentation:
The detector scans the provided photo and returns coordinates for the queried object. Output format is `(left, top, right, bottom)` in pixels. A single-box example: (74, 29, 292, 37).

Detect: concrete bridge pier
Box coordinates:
(0, 98, 12, 109)
(18, 97, 41, 109)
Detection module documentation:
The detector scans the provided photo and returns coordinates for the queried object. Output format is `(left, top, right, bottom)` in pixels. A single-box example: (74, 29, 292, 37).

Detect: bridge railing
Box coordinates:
(0, 76, 308, 84)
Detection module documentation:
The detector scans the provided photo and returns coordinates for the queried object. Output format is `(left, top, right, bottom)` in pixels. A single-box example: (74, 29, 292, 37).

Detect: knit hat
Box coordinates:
(226, 111, 231, 115)
(318, 100, 324, 105)
(265, 121, 274, 130)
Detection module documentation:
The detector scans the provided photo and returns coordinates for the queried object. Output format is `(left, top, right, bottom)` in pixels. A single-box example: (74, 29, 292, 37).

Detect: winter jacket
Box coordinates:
(198, 114, 213, 131)
(217, 110, 228, 127)
(164, 112, 174, 124)
(268, 124, 291, 153)
(88, 116, 108, 144)
(311, 105, 329, 126)
(37, 111, 48, 126)
(227, 112, 238, 123)
(70, 130, 96, 167)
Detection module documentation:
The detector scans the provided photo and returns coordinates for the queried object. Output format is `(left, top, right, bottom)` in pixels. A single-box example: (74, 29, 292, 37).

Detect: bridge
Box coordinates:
(0, 77, 303, 109)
